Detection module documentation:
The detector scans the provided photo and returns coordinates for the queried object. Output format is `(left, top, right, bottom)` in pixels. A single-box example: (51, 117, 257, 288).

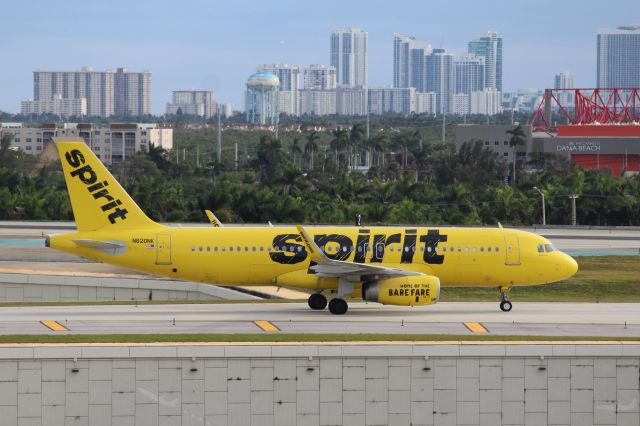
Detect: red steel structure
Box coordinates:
(531, 88, 640, 131)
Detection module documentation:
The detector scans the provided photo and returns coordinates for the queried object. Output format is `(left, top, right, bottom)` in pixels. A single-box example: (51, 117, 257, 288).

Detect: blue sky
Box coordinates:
(1, 0, 638, 114)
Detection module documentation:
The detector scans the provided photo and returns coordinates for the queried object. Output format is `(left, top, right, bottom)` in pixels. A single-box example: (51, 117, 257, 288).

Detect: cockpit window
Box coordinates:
(544, 244, 556, 252)
(537, 244, 544, 253)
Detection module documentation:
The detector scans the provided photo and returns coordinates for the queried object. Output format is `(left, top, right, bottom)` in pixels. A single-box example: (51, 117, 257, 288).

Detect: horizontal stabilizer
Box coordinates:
(73, 239, 128, 255)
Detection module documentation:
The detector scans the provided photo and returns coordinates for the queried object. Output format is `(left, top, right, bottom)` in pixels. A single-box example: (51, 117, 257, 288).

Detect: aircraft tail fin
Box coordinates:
(54, 138, 162, 232)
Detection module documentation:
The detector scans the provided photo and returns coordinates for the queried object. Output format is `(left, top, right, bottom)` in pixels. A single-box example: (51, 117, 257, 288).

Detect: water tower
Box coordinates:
(245, 72, 279, 125)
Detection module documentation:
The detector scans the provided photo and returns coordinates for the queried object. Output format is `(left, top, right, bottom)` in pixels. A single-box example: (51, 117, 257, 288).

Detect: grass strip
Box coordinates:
(0, 334, 638, 344)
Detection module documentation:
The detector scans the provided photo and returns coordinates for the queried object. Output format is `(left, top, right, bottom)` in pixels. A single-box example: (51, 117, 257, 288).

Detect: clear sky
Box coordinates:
(1, 0, 638, 114)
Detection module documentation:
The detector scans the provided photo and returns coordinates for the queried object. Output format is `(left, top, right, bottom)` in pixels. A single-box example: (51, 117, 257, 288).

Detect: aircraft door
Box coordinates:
(156, 234, 172, 265)
(504, 232, 520, 265)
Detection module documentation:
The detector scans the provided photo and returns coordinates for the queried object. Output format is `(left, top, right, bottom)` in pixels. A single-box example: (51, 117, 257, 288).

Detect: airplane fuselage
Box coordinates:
(49, 225, 577, 291)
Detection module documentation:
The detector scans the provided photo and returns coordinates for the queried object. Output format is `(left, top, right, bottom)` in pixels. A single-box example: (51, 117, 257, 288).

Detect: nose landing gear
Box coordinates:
(499, 286, 512, 312)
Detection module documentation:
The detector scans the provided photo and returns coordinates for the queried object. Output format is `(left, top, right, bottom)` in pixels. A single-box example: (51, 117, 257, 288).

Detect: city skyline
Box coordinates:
(1, 0, 638, 114)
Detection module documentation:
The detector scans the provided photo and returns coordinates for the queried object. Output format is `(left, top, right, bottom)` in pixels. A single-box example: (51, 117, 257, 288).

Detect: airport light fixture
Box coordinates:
(533, 186, 546, 226)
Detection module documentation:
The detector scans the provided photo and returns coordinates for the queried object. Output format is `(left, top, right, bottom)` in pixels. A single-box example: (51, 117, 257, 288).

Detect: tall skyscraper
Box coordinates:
(454, 54, 485, 97)
(32, 67, 115, 117)
(554, 71, 574, 89)
(597, 26, 640, 88)
(393, 34, 432, 90)
(426, 49, 455, 114)
(257, 64, 300, 116)
(330, 27, 368, 87)
(303, 65, 337, 90)
(468, 31, 503, 92)
(114, 68, 152, 116)
(166, 90, 215, 118)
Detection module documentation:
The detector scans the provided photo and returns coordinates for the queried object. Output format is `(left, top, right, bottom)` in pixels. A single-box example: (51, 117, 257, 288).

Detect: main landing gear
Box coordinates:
(499, 286, 512, 312)
(308, 278, 353, 315)
(308, 292, 327, 310)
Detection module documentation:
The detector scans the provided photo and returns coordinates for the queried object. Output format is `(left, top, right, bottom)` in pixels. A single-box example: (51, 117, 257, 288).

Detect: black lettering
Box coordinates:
(370, 234, 386, 263)
(420, 230, 448, 264)
(269, 234, 307, 264)
(388, 289, 393, 297)
(401, 229, 417, 264)
(92, 188, 115, 203)
(65, 149, 85, 168)
(101, 199, 122, 212)
(385, 233, 401, 256)
(87, 180, 109, 193)
(107, 208, 128, 223)
(314, 234, 353, 261)
(70, 164, 98, 185)
(354, 230, 370, 263)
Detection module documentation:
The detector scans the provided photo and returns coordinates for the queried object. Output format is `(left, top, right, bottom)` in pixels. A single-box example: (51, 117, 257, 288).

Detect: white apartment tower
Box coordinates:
(257, 64, 300, 116)
(32, 67, 115, 117)
(330, 28, 368, 87)
(166, 90, 215, 118)
(597, 26, 640, 88)
(114, 68, 152, 116)
(454, 54, 485, 97)
(303, 65, 337, 90)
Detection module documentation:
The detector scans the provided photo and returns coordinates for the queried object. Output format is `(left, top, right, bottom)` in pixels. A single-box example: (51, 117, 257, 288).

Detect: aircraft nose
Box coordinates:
(561, 253, 579, 279)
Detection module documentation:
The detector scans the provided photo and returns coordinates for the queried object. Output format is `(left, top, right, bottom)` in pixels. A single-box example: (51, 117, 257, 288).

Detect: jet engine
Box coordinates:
(362, 276, 440, 306)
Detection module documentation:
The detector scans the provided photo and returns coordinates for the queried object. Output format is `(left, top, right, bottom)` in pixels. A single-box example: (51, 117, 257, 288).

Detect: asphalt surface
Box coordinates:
(2, 302, 638, 337)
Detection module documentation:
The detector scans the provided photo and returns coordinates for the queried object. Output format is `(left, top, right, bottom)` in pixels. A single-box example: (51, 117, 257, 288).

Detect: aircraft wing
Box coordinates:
(296, 225, 423, 280)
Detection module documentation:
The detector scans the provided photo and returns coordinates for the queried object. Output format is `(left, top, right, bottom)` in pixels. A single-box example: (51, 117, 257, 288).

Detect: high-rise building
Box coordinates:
(21, 95, 87, 117)
(470, 89, 502, 115)
(554, 71, 574, 89)
(468, 31, 503, 92)
(114, 68, 152, 116)
(454, 54, 485, 97)
(368, 87, 416, 115)
(303, 65, 337, 90)
(393, 34, 432, 91)
(330, 27, 368, 87)
(426, 49, 455, 114)
(300, 90, 336, 116)
(166, 90, 215, 118)
(597, 26, 640, 88)
(415, 92, 437, 115)
(32, 67, 115, 117)
(257, 64, 300, 116)
(452, 93, 469, 115)
(336, 87, 367, 116)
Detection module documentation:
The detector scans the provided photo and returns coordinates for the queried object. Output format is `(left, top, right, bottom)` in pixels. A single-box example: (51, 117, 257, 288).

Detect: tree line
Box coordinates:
(0, 126, 639, 227)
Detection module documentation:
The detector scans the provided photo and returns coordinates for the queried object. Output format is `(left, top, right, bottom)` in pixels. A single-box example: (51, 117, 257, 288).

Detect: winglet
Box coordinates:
(205, 210, 223, 227)
(296, 225, 328, 264)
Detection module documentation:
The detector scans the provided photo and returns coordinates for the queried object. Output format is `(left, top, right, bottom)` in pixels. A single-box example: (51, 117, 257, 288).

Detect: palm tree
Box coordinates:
(330, 127, 349, 172)
(304, 131, 320, 171)
(506, 124, 527, 185)
(349, 123, 365, 171)
(290, 137, 302, 168)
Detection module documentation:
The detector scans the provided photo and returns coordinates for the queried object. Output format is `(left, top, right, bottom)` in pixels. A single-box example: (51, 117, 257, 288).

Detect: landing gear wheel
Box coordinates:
(328, 298, 348, 315)
(500, 300, 512, 312)
(308, 293, 327, 310)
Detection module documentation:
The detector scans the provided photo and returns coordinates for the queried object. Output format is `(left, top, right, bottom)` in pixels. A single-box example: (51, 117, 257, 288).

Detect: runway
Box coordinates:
(1, 302, 638, 337)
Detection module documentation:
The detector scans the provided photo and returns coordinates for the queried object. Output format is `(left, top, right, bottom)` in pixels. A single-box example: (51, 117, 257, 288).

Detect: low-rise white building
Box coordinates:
(336, 86, 367, 116)
(21, 95, 87, 117)
(415, 92, 437, 115)
(299, 90, 336, 116)
(368, 87, 416, 115)
(453, 93, 469, 115)
(0, 123, 172, 164)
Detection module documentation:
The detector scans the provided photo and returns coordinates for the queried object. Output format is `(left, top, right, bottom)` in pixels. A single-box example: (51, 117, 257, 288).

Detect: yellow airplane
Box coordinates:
(47, 139, 578, 314)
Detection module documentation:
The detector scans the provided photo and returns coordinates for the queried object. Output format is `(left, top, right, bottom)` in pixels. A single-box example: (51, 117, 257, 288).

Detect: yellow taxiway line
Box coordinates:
(464, 322, 488, 333)
(253, 320, 280, 332)
(40, 320, 69, 332)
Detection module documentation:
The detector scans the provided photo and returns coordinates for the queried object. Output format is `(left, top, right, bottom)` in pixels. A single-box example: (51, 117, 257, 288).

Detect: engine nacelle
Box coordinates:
(362, 276, 440, 306)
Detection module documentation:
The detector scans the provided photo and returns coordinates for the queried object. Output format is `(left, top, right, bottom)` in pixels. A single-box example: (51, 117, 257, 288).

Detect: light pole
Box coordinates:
(569, 194, 579, 226)
(533, 186, 546, 226)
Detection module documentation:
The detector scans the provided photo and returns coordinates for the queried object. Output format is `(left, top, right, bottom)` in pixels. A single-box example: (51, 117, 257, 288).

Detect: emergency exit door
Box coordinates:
(156, 234, 172, 265)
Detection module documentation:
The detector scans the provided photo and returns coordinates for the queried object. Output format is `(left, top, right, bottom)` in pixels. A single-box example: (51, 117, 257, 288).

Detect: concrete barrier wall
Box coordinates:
(0, 273, 257, 302)
(0, 343, 638, 426)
